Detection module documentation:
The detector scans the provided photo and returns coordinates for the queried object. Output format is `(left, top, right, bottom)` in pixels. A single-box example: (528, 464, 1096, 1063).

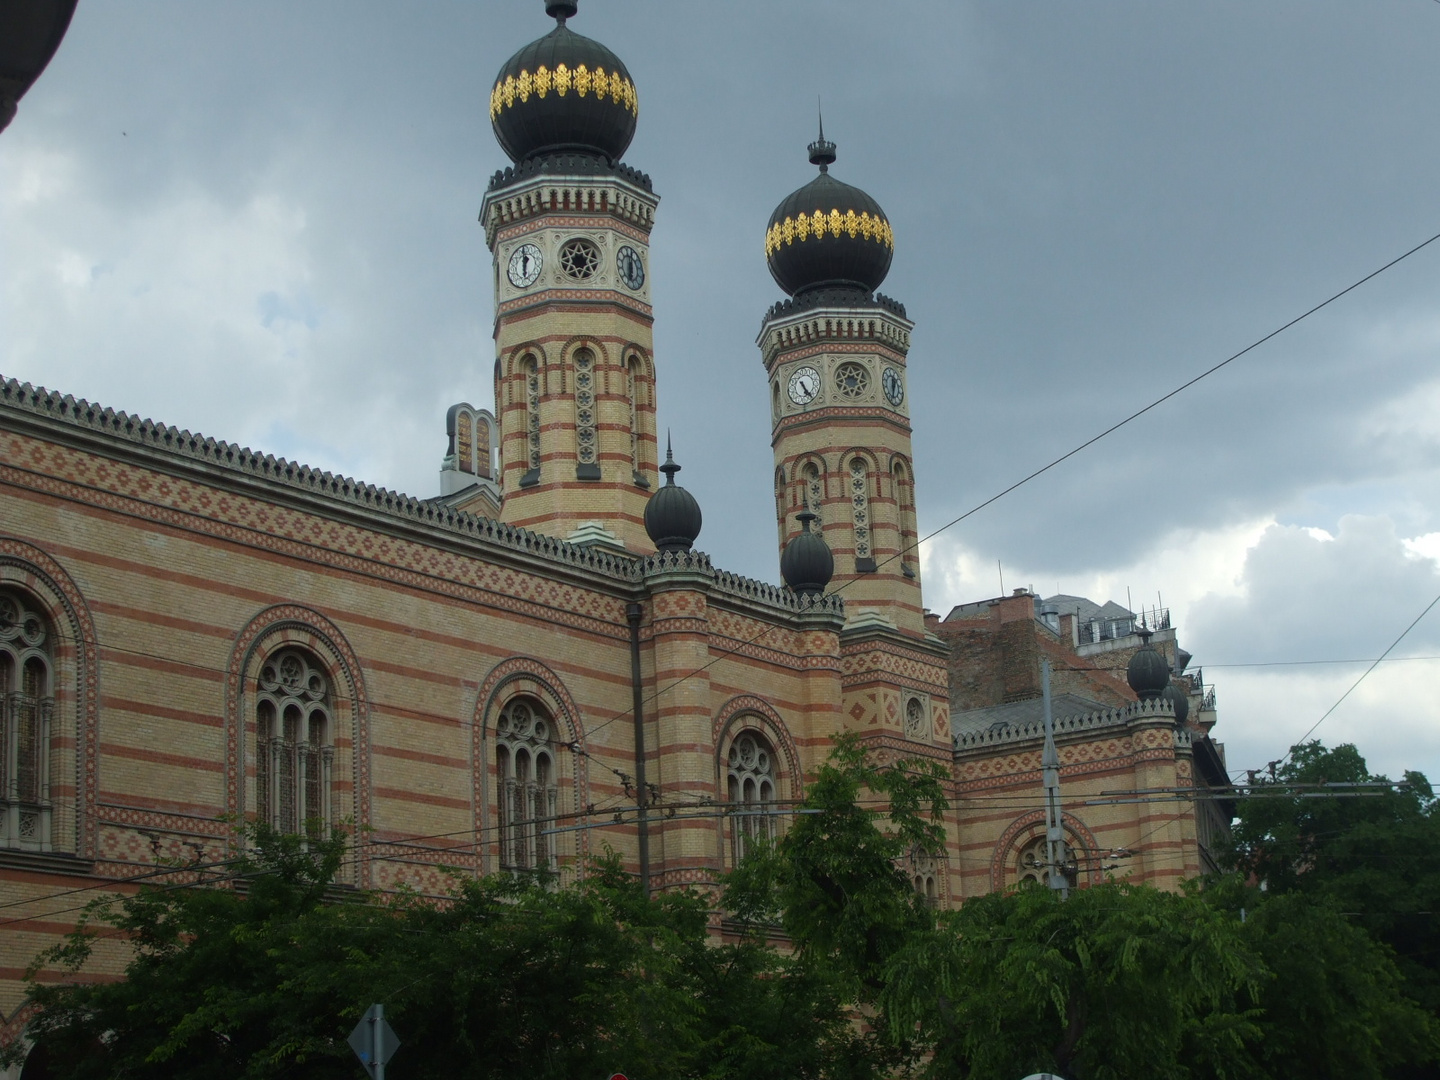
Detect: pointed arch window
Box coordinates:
(726, 730, 776, 865)
(0, 591, 53, 849)
(255, 649, 333, 835)
(496, 697, 559, 872)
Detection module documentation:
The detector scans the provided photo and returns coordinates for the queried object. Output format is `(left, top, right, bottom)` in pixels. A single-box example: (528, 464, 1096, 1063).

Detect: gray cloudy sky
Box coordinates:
(5, 1, 1440, 784)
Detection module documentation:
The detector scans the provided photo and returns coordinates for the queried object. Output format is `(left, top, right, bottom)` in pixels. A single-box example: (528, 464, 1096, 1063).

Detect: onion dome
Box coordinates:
(489, 2, 638, 165)
(1161, 682, 1190, 725)
(1127, 628, 1171, 702)
(780, 502, 834, 597)
(765, 121, 894, 297)
(644, 438, 702, 553)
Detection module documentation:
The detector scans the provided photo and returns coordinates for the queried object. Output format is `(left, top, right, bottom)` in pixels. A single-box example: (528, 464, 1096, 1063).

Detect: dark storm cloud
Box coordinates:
(6, 1, 1440, 781)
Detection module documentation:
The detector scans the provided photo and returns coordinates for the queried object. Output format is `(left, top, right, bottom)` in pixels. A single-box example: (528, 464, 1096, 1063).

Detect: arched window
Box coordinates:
(474, 416, 492, 480)
(573, 347, 598, 478)
(626, 355, 643, 477)
(801, 461, 825, 527)
(726, 730, 776, 865)
(908, 846, 939, 907)
(523, 354, 541, 475)
(892, 458, 917, 578)
(255, 649, 333, 835)
(0, 591, 53, 849)
(496, 697, 559, 872)
(1015, 833, 1079, 890)
(849, 456, 873, 568)
(903, 696, 927, 741)
(774, 467, 787, 550)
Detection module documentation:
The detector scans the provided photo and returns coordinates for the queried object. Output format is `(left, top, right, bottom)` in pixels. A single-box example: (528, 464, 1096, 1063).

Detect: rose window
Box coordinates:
(834, 362, 870, 400)
(904, 697, 926, 739)
(559, 238, 601, 281)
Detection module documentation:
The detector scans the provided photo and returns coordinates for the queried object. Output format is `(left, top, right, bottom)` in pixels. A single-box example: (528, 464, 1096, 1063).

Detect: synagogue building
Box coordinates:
(0, 1, 1228, 1044)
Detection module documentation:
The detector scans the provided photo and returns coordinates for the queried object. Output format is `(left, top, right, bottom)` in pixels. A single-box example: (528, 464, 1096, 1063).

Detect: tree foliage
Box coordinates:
(11, 738, 1440, 1080)
(1226, 740, 1440, 1016)
(4, 827, 859, 1080)
(882, 880, 1264, 1080)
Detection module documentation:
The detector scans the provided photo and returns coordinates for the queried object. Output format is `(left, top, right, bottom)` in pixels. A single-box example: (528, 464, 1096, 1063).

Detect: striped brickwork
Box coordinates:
(952, 701, 1202, 899)
(759, 302, 926, 636)
(485, 173, 660, 552)
(0, 384, 854, 1020)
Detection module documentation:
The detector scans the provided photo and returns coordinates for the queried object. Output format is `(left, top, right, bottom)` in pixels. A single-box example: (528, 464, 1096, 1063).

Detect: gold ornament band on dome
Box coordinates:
(764, 210, 894, 256)
(489, 64, 639, 121)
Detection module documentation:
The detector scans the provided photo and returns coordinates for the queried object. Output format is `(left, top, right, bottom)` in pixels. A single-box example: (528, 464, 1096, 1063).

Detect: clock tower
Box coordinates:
(760, 130, 925, 636)
(481, 0, 660, 551)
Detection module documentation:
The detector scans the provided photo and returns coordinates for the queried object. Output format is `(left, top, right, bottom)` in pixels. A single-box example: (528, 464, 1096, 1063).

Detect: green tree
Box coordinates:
(1226, 741, 1440, 1017)
(881, 880, 1264, 1080)
(4, 826, 866, 1080)
(1201, 877, 1440, 1079)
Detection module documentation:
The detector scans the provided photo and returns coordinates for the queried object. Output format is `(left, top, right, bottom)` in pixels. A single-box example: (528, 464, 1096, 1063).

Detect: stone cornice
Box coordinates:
(481, 167, 658, 248)
(758, 300, 913, 368)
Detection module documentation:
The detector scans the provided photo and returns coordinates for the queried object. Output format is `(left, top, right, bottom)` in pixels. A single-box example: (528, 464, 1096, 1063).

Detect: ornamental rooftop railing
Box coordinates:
(954, 696, 1180, 753)
(0, 376, 841, 620)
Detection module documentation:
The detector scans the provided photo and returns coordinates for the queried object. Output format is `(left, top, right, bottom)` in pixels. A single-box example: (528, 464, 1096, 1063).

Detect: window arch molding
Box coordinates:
(793, 454, 828, 521)
(711, 696, 801, 792)
(991, 810, 1103, 892)
(713, 697, 801, 870)
(473, 657, 587, 876)
(226, 606, 366, 879)
(0, 540, 98, 858)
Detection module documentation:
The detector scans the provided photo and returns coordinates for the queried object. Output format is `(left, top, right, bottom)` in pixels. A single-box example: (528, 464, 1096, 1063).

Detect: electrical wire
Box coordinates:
(575, 225, 1440, 749)
(1272, 589, 1440, 769)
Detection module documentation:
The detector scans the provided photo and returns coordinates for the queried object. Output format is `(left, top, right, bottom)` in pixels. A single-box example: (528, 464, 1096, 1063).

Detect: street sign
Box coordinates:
(348, 1004, 401, 1080)
(1020, 1074, 1063, 1079)
(608, 1074, 629, 1080)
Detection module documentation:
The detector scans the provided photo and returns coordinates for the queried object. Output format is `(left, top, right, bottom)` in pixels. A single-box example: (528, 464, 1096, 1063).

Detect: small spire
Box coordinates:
(661, 430, 680, 486)
(546, 0, 578, 25)
(796, 495, 818, 532)
(807, 100, 836, 172)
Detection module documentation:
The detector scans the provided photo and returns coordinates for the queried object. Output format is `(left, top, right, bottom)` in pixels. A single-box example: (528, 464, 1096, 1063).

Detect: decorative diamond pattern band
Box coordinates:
(489, 64, 639, 121)
(765, 210, 895, 256)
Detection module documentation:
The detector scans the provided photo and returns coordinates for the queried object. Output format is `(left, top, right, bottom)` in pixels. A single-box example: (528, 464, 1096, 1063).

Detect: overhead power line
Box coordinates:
(581, 225, 1440, 749)
(1275, 589, 1440, 767)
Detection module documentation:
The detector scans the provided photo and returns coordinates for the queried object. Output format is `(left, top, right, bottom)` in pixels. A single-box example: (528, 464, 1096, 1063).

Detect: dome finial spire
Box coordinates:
(808, 100, 836, 173)
(546, 0, 578, 25)
(661, 430, 680, 486)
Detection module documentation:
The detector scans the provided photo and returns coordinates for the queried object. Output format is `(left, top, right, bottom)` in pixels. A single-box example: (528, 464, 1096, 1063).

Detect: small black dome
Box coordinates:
(490, 3, 637, 165)
(1127, 630, 1170, 701)
(766, 129, 893, 297)
(1161, 682, 1190, 725)
(644, 441, 702, 552)
(780, 504, 834, 597)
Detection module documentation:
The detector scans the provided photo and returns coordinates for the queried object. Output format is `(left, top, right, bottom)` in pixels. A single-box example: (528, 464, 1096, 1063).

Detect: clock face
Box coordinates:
(788, 365, 821, 406)
(616, 245, 645, 290)
(507, 243, 543, 288)
(882, 366, 904, 407)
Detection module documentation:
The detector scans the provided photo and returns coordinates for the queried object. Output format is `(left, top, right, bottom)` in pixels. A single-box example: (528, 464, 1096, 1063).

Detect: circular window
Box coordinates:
(834, 362, 870, 399)
(904, 697, 926, 739)
(559, 238, 601, 281)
